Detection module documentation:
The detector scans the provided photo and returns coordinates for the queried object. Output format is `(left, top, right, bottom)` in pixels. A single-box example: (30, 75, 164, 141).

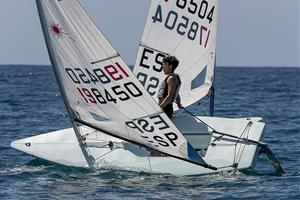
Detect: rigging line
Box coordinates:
(80, 130, 98, 137)
(217, 164, 237, 170)
(75, 118, 158, 149)
(86, 143, 114, 149)
(85, 142, 123, 149)
(78, 125, 97, 161)
(81, 137, 118, 143)
(235, 140, 247, 167)
(236, 125, 252, 165)
(22, 142, 87, 145)
(93, 149, 117, 162)
(233, 123, 252, 166)
(92, 142, 123, 161)
(176, 103, 215, 131)
(212, 126, 252, 171)
(177, 103, 263, 146)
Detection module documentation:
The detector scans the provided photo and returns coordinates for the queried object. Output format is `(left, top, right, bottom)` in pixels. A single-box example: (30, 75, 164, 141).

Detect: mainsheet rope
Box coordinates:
(176, 102, 259, 170)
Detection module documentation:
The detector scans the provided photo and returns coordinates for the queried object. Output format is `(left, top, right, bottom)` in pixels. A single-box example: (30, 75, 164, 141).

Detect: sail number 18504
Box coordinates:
(152, 1, 214, 48)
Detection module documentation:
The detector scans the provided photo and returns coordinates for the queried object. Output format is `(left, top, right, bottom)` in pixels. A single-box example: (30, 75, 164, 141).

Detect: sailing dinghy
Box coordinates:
(11, 0, 284, 175)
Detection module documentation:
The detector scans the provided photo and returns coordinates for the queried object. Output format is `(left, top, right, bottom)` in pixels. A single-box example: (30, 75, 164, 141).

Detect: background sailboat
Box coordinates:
(133, 0, 217, 110)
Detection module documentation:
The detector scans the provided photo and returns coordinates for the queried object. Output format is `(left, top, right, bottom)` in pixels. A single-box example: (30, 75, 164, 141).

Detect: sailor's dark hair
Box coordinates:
(163, 55, 179, 71)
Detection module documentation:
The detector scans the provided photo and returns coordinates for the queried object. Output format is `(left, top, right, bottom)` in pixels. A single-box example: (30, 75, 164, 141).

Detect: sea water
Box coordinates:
(0, 65, 299, 199)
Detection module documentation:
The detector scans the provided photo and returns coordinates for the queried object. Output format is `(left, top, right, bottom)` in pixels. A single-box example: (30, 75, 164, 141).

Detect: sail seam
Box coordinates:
(90, 53, 120, 65)
(139, 43, 168, 55)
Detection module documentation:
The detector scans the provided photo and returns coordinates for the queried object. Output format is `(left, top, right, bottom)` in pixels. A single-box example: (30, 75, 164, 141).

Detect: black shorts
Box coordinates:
(163, 104, 174, 118)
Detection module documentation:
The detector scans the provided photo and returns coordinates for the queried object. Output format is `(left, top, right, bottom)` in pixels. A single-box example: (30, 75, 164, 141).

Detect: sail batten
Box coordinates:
(91, 54, 120, 65)
(140, 43, 168, 55)
(36, 0, 209, 168)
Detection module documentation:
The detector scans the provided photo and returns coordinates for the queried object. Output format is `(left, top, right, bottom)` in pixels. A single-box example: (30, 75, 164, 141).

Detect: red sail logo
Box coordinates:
(49, 22, 75, 41)
(50, 22, 64, 38)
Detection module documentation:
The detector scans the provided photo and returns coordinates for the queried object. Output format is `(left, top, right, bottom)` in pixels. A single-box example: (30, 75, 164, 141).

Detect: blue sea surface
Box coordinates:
(0, 65, 299, 199)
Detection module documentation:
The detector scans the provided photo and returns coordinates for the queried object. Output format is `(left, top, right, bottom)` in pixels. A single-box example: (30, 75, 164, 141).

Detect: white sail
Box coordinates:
(36, 0, 212, 168)
(133, 0, 218, 108)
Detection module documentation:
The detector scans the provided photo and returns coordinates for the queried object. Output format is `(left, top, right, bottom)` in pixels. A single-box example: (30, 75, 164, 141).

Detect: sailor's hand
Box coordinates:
(177, 103, 183, 109)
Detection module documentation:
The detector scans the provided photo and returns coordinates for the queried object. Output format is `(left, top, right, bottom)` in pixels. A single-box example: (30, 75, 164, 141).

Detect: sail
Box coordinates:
(36, 0, 211, 168)
(133, 0, 218, 108)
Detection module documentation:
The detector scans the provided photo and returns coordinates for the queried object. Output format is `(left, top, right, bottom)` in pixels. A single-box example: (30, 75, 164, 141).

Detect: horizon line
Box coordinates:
(0, 64, 299, 68)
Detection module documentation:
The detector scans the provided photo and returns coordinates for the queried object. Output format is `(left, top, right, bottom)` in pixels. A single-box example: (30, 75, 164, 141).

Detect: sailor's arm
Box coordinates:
(175, 95, 182, 109)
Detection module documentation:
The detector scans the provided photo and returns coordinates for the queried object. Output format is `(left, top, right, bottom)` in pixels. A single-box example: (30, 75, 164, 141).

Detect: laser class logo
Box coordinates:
(49, 22, 75, 41)
(49, 22, 65, 38)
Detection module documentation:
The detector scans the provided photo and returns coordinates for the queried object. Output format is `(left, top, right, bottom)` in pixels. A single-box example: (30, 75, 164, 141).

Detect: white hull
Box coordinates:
(11, 115, 265, 176)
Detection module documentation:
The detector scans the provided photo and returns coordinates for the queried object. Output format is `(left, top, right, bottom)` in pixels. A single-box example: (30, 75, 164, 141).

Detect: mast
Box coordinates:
(209, 55, 217, 116)
(35, 0, 95, 167)
(209, 86, 215, 116)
